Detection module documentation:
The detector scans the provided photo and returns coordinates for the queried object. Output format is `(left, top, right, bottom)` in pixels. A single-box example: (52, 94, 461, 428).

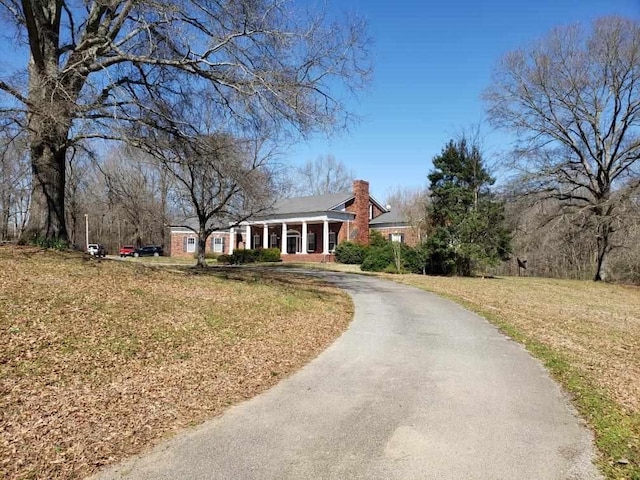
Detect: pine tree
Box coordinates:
(426, 139, 511, 276)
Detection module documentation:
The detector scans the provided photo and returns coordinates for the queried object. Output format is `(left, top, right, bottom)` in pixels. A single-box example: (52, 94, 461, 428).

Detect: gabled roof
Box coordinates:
(257, 191, 355, 216)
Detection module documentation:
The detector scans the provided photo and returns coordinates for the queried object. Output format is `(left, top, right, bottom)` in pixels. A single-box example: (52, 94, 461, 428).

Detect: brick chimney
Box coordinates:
(352, 180, 370, 245)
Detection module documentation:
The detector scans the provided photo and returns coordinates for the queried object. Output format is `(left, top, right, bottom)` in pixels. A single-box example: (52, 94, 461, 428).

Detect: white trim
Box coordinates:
(212, 237, 224, 253)
(301, 221, 308, 254)
(328, 231, 337, 251)
(323, 220, 329, 254)
(281, 222, 287, 253)
(186, 237, 196, 253)
(307, 231, 316, 252)
(269, 233, 278, 248)
(230, 228, 235, 254)
(286, 230, 302, 254)
(243, 212, 354, 225)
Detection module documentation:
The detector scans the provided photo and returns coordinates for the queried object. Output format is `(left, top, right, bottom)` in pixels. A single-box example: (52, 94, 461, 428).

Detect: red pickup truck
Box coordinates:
(119, 245, 135, 257)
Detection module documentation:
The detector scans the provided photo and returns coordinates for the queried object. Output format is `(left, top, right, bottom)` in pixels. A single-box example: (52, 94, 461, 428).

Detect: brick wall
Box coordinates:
(169, 231, 230, 257)
(370, 226, 419, 247)
(352, 180, 370, 245)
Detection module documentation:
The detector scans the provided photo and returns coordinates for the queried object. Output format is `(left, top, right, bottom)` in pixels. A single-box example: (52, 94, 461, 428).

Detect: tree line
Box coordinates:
(1, 3, 639, 281)
(386, 16, 640, 282)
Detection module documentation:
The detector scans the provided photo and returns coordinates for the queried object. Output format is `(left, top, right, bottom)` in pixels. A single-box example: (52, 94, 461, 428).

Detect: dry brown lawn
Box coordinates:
(387, 274, 640, 414)
(0, 246, 353, 480)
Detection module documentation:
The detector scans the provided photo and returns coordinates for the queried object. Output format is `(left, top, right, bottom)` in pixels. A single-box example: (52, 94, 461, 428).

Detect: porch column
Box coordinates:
(281, 222, 287, 253)
(301, 221, 308, 254)
(263, 224, 269, 249)
(245, 224, 251, 249)
(229, 228, 235, 254)
(323, 220, 329, 254)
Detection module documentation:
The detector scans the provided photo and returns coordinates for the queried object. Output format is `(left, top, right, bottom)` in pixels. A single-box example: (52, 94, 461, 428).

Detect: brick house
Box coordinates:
(168, 180, 417, 261)
(369, 208, 421, 246)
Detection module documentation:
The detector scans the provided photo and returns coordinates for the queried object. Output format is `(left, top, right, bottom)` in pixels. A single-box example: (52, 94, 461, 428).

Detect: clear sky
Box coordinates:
(290, 0, 640, 201)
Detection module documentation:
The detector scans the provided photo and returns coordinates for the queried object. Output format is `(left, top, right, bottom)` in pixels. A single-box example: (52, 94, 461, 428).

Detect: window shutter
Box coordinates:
(400, 234, 405, 244)
(388, 234, 392, 242)
(211, 237, 215, 251)
(183, 236, 187, 252)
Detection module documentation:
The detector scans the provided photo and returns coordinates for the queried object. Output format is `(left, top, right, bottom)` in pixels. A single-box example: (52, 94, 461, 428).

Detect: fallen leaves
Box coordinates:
(0, 246, 353, 480)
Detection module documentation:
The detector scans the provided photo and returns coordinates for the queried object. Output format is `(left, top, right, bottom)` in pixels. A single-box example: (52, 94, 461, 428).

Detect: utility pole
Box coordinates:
(85, 214, 89, 251)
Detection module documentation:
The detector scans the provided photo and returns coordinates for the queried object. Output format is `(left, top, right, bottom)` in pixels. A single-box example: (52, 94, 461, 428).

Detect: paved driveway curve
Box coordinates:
(95, 271, 601, 480)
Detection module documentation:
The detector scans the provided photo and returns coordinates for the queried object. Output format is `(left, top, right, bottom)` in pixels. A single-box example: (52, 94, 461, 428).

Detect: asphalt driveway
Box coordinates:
(94, 271, 601, 479)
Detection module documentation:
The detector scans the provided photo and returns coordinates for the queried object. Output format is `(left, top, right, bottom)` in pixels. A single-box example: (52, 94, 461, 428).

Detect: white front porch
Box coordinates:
(229, 213, 354, 255)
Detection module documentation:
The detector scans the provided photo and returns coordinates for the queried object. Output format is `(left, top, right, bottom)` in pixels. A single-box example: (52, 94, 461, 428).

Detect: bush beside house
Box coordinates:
(334, 242, 368, 264)
(218, 248, 282, 265)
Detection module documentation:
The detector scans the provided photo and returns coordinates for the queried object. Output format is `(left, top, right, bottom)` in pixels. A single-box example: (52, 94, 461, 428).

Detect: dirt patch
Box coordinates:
(0, 246, 353, 480)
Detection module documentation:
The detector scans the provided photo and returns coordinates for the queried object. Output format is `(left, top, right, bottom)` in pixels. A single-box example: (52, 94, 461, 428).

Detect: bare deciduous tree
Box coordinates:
(0, 0, 371, 243)
(142, 131, 277, 267)
(99, 150, 171, 248)
(0, 133, 30, 239)
(291, 154, 355, 196)
(485, 16, 640, 281)
(384, 186, 430, 242)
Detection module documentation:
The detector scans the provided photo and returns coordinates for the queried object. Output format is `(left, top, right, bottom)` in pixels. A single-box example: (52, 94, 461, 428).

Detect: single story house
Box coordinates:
(168, 180, 416, 261)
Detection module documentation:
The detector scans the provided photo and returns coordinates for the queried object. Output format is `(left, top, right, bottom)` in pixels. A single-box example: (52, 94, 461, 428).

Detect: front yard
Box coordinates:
(0, 246, 353, 480)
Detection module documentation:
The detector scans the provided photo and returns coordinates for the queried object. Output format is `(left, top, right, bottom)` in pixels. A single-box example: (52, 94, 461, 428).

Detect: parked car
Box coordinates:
(119, 245, 136, 257)
(133, 245, 163, 257)
(87, 244, 106, 257)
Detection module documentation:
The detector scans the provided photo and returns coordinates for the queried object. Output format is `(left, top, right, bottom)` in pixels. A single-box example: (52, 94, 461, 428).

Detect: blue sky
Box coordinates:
(290, 0, 640, 201)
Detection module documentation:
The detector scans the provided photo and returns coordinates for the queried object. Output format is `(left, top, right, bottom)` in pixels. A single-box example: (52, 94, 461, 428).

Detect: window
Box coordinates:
(307, 232, 316, 252)
(390, 233, 404, 244)
(369, 204, 373, 220)
(270, 233, 278, 248)
(328, 231, 336, 251)
(253, 234, 261, 249)
(212, 237, 224, 253)
(186, 237, 196, 253)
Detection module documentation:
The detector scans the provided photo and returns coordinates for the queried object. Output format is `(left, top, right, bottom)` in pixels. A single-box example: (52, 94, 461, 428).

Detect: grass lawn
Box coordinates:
(383, 273, 640, 480)
(0, 246, 353, 480)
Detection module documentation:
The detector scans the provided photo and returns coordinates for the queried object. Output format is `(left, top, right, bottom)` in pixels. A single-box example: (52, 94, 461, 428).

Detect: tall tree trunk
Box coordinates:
(23, 140, 68, 243)
(196, 228, 208, 268)
(22, 58, 73, 243)
(593, 210, 612, 282)
(594, 225, 610, 281)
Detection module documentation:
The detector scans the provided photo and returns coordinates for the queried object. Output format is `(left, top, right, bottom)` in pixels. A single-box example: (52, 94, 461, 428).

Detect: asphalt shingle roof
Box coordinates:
(259, 191, 355, 216)
(369, 209, 408, 226)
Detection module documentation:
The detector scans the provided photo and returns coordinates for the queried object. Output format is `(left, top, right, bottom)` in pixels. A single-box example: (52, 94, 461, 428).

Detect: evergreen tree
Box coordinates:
(426, 139, 511, 276)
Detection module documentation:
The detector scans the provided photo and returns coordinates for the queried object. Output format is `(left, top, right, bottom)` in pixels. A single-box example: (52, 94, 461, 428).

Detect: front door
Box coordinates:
(287, 235, 298, 254)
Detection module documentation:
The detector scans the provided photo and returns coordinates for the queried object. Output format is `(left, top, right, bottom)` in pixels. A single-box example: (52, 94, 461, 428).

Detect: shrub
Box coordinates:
(334, 242, 367, 264)
(217, 249, 281, 265)
(231, 249, 260, 264)
(403, 243, 429, 274)
(257, 248, 281, 262)
(368, 230, 388, 247)
(216, 254, 233, 264)
(361, 244, 394, 272)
